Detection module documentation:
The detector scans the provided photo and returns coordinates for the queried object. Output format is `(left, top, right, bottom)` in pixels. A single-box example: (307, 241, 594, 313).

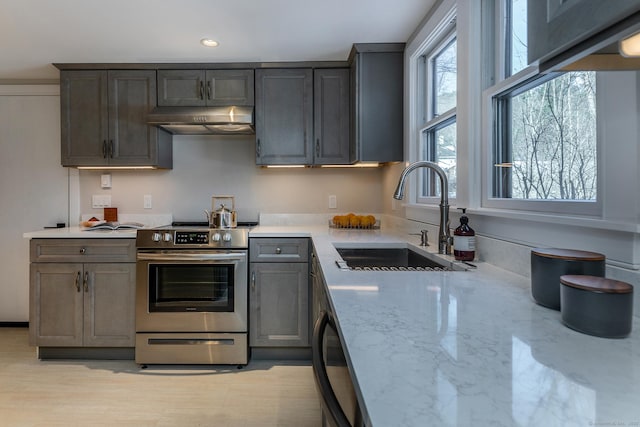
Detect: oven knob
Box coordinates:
(152, 232, 161, 242)
(223, 232, 232, 242)
(163, 232, 173, 242)
(212, 232, 221, 242)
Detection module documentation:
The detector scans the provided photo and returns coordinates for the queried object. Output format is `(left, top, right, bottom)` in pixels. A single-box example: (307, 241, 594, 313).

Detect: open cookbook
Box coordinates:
(81, 221, 144, 230)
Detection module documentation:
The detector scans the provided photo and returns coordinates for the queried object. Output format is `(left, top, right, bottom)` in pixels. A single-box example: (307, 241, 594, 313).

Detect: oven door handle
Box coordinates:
(136, 252, 247, 262)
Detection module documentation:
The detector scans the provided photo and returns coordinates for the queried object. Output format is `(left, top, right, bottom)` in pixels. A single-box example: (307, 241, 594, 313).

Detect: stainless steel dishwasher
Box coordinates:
(312, 310, 364, 427)
(311, 250, 363, 427)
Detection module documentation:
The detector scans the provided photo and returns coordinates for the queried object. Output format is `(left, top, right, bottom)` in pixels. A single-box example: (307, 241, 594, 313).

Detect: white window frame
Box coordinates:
(409, 7, 458, 207)
(480, 1, 603, 217)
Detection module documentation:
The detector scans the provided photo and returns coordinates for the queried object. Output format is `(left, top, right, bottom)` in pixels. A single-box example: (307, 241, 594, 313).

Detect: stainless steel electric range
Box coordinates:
(135, 222, 255, 365)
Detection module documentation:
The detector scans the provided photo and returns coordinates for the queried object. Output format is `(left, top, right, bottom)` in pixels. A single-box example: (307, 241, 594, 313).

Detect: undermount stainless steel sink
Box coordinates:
(335, 247, 464, 271)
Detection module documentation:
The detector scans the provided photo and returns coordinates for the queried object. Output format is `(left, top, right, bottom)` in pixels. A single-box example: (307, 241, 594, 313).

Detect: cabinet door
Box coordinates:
(250, 262, 309, 347)
(528, 0, 640, 67)
(351, 49, 404, 163)
(108, 70, 161, 166)
(83, 263, 136, 347)
(255, 69, 313, 165)
(314, 69, 351, 165)
(29, 263, 84, 347)
(60, 70, 109, 167)
(205, 70, 254, 106)
(157, 69, 206, 106)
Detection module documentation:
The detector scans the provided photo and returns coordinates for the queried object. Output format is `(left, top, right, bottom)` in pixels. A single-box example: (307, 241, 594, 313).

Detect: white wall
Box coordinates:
(77, 135, 384, 222)
(0, 85, 68, 322)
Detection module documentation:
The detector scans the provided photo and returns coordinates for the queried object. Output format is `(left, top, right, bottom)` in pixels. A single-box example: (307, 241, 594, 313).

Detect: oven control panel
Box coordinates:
(136, 228, 249, 249)
(175, 231, 209, 244)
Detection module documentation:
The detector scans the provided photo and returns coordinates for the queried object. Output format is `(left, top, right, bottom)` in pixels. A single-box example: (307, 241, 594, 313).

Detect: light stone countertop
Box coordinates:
(23, 226, 138, 239)
(251, 225, 640, 427)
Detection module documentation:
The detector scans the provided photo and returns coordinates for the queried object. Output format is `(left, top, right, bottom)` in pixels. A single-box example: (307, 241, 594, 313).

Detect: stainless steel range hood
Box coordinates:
(147, 106, 254, 135)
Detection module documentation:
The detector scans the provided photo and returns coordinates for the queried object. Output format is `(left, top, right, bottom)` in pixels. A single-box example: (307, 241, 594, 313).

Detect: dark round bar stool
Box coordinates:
(560, 275, 634, 338)
(531, 248, 605, 310)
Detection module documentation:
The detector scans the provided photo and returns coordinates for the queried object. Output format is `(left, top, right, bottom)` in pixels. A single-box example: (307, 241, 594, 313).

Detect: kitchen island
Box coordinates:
(251, 224, 640, 427)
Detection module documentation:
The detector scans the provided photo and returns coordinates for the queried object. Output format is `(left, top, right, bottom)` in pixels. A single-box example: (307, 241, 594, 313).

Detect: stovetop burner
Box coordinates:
(171, 221, 259, 228)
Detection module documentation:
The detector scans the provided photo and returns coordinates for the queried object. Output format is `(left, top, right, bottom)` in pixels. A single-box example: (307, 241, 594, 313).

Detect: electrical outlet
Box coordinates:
(328, 195, 337, 209)
(144, 194, 152, 209)
(91, 195, 111, 208)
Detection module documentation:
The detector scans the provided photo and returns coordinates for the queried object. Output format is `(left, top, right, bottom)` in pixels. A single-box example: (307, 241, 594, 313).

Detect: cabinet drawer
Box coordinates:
(250, 238, 309, 263)
(30, 239, 136, 263)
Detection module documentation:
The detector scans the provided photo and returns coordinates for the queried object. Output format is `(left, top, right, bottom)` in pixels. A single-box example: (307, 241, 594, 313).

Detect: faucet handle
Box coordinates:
(420, 230, 429, 246)
(409, 230, 430, 246)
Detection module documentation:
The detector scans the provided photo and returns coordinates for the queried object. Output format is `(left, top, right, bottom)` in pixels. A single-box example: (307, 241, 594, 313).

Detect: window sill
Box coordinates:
(404, 203, 640, 234)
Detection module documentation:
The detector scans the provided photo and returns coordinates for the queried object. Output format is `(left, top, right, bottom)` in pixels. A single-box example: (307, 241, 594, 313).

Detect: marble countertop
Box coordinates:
(251, 225, 640, 427)
(23, 226, 138, 239)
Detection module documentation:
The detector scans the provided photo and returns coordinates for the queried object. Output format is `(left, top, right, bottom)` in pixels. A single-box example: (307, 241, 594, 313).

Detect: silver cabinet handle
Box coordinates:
(316, 139, 320, 157)
(207, 81, 212, 100)
(79, 247, 86, 254)
(108, 140, 114, 158)
(102, 140, 107, 158)
(199, 80, 204, 100)
(275, 247, 282, 254)
(83, 271, 89, 293)
(251, 271, 256, 291)
(256, 139, 261, 157)
(74, 271, 81, 292)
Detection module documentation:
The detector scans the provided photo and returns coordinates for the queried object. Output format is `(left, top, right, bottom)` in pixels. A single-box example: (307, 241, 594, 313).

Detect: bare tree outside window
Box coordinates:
(498, 71, 597, 200)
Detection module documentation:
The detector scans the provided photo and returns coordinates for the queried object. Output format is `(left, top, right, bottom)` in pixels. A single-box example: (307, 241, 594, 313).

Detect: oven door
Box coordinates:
(136, 251, 247, 333)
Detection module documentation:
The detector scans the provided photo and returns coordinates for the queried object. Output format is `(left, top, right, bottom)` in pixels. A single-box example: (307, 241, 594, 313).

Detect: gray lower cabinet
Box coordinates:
(157, 69, 254, 107)
(249, 238, 310, 347)
(60, 70, 172, 168)
(349, 43, 404, 163)
(29, 239, 136, 348)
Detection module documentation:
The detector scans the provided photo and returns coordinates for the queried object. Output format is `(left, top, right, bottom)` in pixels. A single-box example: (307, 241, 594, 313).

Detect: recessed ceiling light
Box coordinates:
(200, 38, 219, 48)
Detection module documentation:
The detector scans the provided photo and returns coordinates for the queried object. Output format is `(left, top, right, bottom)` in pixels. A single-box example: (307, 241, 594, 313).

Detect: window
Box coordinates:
(418, 29, 457, 202)
(486, 0, 599, 214)
(506, 0, 527, 77)
(493, 72, 597, 201)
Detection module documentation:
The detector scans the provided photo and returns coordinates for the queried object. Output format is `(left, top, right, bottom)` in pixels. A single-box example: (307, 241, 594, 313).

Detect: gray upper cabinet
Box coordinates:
(60, 70, 172, 168)
(314, 69, 351, 165)
(349, 43, 404, 163)
(528, 0, 640, 69)
(255, 68, 350, 166)
(255, 68, 314, 165)
(157, 69, 254, 107)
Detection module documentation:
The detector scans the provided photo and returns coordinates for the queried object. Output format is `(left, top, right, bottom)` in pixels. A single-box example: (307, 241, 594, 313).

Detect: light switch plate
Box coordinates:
(100, 174, 112, 189)
(328, 195, 337, 209)
(143, 194, 152, 209)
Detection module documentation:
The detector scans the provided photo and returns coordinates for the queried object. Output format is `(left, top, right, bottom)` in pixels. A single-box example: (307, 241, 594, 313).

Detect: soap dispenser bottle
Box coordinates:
(454, 208, 475, 261)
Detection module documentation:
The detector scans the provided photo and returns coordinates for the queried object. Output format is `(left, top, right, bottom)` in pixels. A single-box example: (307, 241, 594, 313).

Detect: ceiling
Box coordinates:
(0, 0, 435, 81)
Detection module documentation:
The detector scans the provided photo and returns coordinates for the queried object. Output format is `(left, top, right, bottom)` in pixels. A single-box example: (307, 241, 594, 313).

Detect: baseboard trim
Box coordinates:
(250, 347, 311, 360)
(37, 347, 135, 360)
(0, 322, 28, 328)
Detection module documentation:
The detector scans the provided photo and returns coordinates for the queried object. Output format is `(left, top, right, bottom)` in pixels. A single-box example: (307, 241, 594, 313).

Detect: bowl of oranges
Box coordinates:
(330, 213, 379, 229)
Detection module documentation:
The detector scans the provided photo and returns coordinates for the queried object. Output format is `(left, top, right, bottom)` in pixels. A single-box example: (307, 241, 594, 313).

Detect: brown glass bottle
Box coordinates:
(454, 208, 475, 261)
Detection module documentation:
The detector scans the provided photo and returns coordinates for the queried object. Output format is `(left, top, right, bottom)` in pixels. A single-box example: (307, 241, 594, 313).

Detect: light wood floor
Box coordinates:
(0, 327, 321, 427)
